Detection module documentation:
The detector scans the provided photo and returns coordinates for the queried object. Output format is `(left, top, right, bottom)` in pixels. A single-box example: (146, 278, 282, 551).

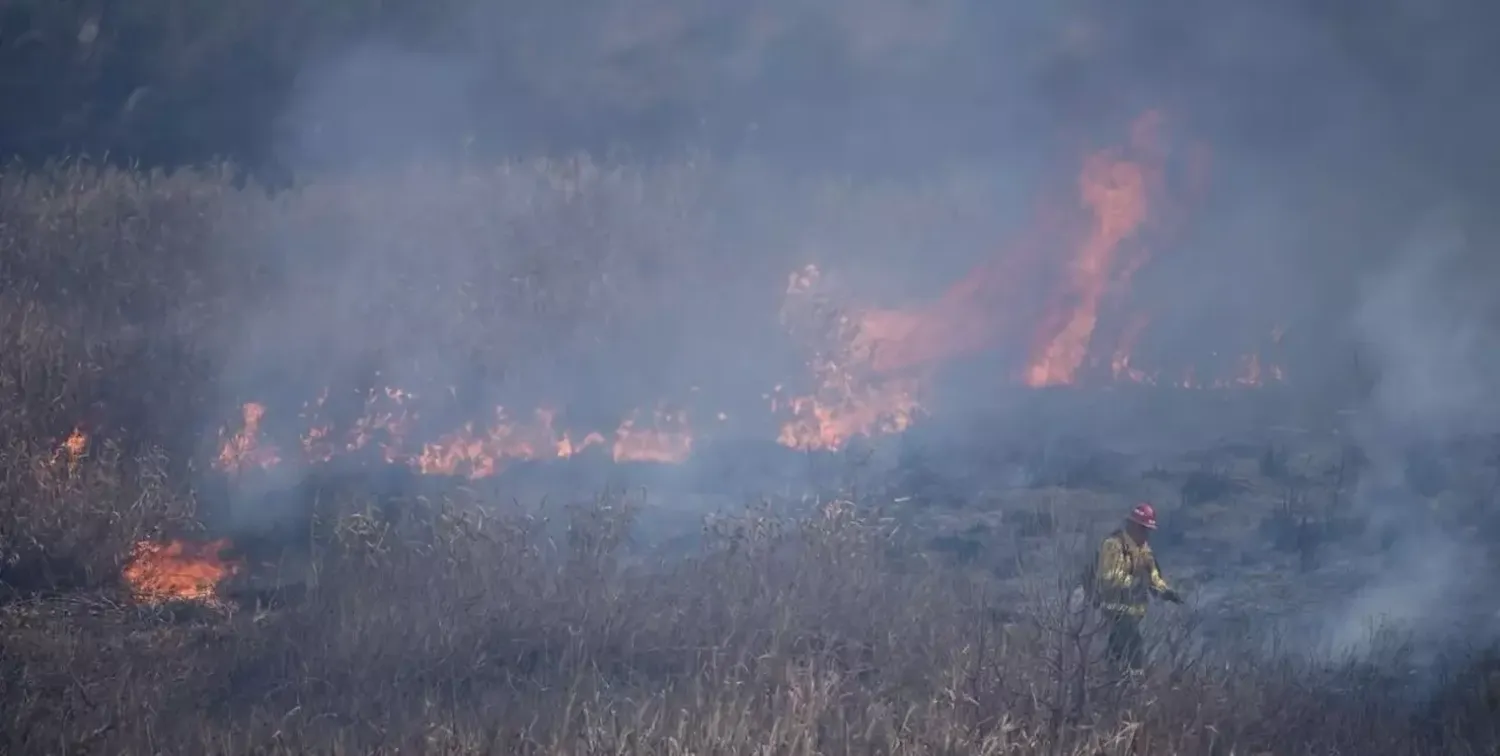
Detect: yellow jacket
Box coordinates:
(1092, 529, 1173, 617)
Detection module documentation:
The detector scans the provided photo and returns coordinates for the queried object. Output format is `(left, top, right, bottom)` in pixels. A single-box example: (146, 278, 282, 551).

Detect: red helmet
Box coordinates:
(1128, 502, 1158, 530)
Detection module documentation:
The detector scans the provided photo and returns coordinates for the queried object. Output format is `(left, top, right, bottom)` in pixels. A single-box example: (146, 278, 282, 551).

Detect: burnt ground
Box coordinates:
(887, 391, 1500, 645)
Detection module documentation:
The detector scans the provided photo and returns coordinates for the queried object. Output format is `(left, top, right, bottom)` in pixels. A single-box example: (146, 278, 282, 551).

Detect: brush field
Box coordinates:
(2, 161, 1499, 755)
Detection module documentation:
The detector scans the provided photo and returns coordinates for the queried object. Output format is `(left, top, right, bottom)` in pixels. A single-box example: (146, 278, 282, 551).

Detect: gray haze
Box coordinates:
(1316, 215, 1500, 662)
(211, 0, 1500, 665)
(268, 0, 1500, 374)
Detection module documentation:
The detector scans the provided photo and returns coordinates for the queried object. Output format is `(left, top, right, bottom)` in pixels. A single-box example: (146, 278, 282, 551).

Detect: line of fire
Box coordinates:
(92, 109, 1290, 606)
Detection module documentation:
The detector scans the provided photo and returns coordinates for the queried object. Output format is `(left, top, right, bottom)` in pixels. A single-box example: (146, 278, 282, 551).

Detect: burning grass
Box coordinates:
(122, 538, 240, 605)
(0, 152, 1486, 753)
(6, 116, 1288, 485)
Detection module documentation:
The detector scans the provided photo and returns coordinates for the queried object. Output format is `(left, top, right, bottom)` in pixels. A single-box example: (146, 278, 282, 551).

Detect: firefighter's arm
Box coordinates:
(1149, 560, 1183, 603)
(1096, 538, 1134, 591)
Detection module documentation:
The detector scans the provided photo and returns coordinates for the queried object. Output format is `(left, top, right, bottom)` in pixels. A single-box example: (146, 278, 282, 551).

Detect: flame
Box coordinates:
(1109, 314, 1152, 383)
(772, 265, 926, 451)
(613, 407, 693, 462)
(216, 396, 698, 478)
(1101, 312, 1287, 389)
(562, 430, 610, 458)
(201, 109, 1294, 473)
(850, 269, 1016, 375)
(346, 387, 419, 463)
(773, 379, 921, 452)
(50, 425, 89, 468)
(48, 425, 89, 475)
(1024, 112, 1160, 386)
(415, 407, 605, 479)
(123, 538, 240, 605)
(62, 427, 87, 457)
(839, 209, 1063, 377)
(216, 402, 280, 473)
(798, 109, 1281, 395)
(795, 110, 1175, 390)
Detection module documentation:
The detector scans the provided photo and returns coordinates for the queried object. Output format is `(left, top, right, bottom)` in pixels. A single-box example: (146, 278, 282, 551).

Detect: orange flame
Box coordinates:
(203, 109, 1291, 472)
(123, 539, 240, 605)
(613, 407, 694, 462)
(773, 380, 921, 452)
(62, 427, 87, 457)
(52, 426, 89, 469)
(415, 407, 604, 479)
(793, 110, 1176, 392)
(1025, 112, 1161, 386)
(216, 396, 701, 478)
(772, 265, 926, 451)
(346, 387, 419, 463)
(217, 402, 280, 473)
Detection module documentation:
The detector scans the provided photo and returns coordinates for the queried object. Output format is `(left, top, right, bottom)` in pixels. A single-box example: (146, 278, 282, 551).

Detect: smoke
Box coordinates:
(1355, 221, 1500, 432)
(1310, 213, 1500, 670)
(226, 5, 1062, 461)
(193, 0, 1500, 613)
(279, 47, 479, 173)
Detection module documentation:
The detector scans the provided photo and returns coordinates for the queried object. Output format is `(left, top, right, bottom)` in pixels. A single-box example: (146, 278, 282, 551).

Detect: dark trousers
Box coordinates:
(1104, 611, 1145, 674)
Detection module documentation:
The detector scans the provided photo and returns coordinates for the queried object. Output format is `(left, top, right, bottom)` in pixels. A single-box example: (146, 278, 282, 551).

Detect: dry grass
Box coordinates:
(0, 160, 1498, 754)
(4, 476, 1498, 755)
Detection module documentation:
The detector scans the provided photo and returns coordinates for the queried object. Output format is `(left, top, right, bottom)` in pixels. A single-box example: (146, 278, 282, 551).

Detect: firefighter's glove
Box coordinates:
(1161, 588, 1184, 604)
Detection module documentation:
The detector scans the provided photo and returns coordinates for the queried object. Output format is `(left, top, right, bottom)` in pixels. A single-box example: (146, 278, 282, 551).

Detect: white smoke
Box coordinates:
(1354, 219, 1500, 432)
(1319, 213, 1500, 662)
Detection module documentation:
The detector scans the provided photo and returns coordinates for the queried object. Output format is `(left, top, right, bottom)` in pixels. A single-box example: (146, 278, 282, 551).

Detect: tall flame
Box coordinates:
(201, 109, 1288, 474)
(1024, 112, 1160, 386)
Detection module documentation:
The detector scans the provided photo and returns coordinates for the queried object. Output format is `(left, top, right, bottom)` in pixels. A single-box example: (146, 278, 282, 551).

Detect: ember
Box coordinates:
(53, 426, 89, 469)
(122, 539, 240, 605)
(62, 427, 87, 457)
(218, 402, 280, 473)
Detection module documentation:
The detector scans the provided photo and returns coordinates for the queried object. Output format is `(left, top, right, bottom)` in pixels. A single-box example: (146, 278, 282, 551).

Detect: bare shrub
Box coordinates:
(1179, 460, 1250, 509)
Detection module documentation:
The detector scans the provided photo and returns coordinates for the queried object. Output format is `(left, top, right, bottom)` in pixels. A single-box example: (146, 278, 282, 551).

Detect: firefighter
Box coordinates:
(1091, 501, 1182, 675)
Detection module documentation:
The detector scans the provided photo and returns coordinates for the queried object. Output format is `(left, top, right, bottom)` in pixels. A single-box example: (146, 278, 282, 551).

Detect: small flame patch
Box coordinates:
(123, 538, 240, 605)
